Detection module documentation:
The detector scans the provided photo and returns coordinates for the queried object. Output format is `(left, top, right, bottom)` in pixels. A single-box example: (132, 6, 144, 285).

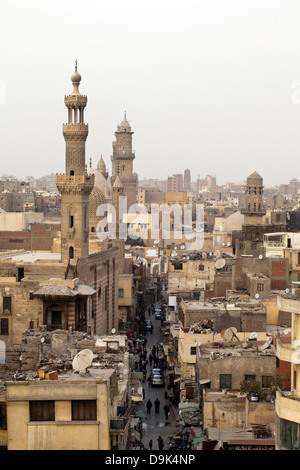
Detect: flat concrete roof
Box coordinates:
(0, 251, 61, 263)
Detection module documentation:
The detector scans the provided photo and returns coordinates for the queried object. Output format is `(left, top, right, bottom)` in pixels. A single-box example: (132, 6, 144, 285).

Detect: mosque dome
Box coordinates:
(89, 186, 106, 232)
(87, 167, 112, 199)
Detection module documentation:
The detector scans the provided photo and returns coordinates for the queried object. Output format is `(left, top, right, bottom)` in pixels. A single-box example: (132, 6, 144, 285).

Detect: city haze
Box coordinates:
(1, 0, 300, 186)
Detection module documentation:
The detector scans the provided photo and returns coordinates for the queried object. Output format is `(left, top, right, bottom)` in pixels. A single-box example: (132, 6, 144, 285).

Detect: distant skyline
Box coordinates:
(1, 0, 300, 187)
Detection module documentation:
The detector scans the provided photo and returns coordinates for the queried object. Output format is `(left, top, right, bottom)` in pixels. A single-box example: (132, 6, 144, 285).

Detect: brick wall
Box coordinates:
(0, 223, 60, 251)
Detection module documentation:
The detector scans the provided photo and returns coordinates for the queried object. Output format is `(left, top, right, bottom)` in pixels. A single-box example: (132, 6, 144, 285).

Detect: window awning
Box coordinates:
(199, 379, 211, 385)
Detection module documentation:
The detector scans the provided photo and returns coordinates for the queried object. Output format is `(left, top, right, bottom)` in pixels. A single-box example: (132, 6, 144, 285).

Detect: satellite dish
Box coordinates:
(283, 329, 289, 336)
(181, 245, 185, 250)
(255, 293, 260, 299)
(215, 258, 226, 269)
(72, 349, 94, 372)
(111, 328, 116, 335)
(249, 332, 258, 340)
(227, 242, 230, 246)
(259, 255, 263, 259)
(40, 336, 45, 343)
(223, 327, 238, 341)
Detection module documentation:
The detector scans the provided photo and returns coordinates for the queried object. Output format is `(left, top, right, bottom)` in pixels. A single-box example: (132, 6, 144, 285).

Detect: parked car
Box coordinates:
(152, 368, 163, 376)
(155, 311, 162, 320)
(145, 320, 153, 331)
(151, 374, 164, 387)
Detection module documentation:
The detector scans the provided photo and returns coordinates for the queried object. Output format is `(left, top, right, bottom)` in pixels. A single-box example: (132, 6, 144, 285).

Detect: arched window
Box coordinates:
(70, 170, 75, 176)
(69, 246, 74, 259)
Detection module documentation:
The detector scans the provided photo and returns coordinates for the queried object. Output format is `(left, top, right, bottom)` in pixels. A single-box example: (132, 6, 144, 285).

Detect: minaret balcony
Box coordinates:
(56, 173, 94, 195)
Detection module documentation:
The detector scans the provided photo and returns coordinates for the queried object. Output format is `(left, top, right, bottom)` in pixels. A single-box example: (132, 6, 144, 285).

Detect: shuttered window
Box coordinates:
(30, 401, 55, 421)
(72, 400, 97, 421)
(0, 319, 8, 335)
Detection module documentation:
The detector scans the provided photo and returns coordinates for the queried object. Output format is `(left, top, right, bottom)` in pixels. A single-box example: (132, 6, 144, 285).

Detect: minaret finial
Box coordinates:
(75, 60, 78, 72)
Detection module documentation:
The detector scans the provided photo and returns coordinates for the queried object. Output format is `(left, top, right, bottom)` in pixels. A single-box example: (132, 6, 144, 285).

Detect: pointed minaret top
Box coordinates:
(113, 175, 124, 188)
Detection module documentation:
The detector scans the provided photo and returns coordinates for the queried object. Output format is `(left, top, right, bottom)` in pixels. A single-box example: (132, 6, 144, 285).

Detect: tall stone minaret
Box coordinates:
(112, 175, 125, 275)
(110, 112, 137, 210)
(56, 62, 94, 264)
(241, 171, 266, 225)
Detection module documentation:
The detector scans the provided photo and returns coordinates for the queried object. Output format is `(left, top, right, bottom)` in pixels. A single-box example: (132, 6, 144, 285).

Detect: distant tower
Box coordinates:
(97, 155, 109, 180)
(112, 175, 125, 275)
(184, 169, 191, 192)
(111, 112, 137, 210)
(56, 62, 94, 264)
(241, 171, 266, 224)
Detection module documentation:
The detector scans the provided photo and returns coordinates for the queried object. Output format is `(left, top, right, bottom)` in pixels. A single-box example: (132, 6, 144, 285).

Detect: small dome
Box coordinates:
(117, 112, 131, 132)
(71, 71, 81, 83)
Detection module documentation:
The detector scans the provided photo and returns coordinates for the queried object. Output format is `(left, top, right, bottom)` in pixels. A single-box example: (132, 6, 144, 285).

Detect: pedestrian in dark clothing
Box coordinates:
(148, 439, 153, 450)
(154, 398, 160, 414)
(143, 388, 145, 399)
(157, 436, 164, 450)
(146, 399, 152, 414)
(163, 404, 170, 420)
(148, 307, 151, 317)
(152, 346, 156, 356)
(147, 375, 152, 388)
(150, 324, 153, 334)
(148, 354, 153, 366)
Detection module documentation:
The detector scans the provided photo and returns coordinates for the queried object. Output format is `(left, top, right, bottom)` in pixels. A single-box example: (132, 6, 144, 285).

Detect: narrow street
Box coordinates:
(134, 304, 181, 451)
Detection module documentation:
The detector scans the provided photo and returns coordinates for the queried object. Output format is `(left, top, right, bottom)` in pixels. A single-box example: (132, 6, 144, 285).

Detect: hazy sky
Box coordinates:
(1, 0, 300, 187)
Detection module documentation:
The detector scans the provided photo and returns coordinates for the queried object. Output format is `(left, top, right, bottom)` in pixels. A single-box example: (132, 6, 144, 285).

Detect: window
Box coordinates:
(244, 374, 256, 381)
(0, 319, 8, 335)
(262, 376, 273, 388)
(3, 297, 11, 314)
(72, 400, 97, 421)
(220, 374, 232, 389)
(190, 347, 196, 355)
(118, 288, 124, 298)
(30, 401, 55, 421)
(17, 268, 24, 282)
(173, 262, 183, 270)
(198, 265, 204, 271)
(298, 252, 300, 265)
(69, 246, 74, 259)
(0, 403, 7, 430)
(257, 283, 264, 291)
(69, 215, 74, 228)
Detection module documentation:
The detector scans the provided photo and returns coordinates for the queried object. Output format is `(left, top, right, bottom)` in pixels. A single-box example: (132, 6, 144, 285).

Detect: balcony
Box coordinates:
(276, 389, 300, 424)
(277, 294, 300, 315)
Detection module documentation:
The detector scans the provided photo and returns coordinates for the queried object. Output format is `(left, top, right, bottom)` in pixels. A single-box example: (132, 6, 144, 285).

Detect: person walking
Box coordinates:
(157, 435, 164, 450)
(147, 374, 152, 388)
(148, 353, 153, 366)
(154, 398, 160, 414)
(163, 404, 170, 420)
(146, 399, 152, 414)
(148, 439, 153, 450)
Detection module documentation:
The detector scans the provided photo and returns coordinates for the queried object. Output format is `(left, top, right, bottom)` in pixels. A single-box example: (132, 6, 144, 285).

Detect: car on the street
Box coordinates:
(151, 374, 164, 387)
(145, 320, 152, 331)
(152, 368, 163, 376)
(155, 311, 162, 319)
